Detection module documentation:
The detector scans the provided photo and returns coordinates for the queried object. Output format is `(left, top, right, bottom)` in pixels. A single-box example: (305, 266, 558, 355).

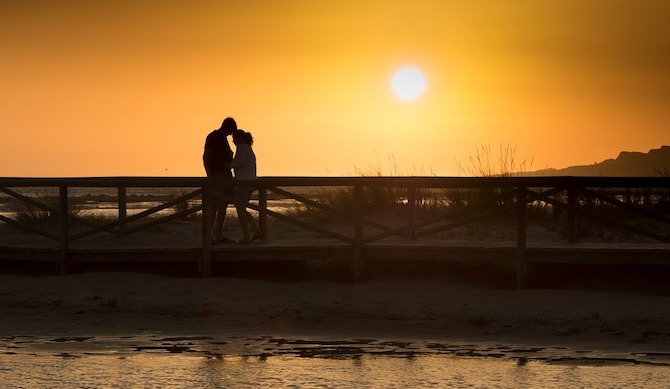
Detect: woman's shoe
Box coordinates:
(252, 232, 264, 241)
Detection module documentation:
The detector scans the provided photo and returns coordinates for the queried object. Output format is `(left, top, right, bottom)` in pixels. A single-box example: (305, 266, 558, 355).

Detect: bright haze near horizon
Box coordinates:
(2, 1, 669, 177)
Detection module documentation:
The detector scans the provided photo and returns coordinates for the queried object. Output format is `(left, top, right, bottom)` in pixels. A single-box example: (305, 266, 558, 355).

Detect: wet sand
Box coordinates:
(1, 272, 669, 365)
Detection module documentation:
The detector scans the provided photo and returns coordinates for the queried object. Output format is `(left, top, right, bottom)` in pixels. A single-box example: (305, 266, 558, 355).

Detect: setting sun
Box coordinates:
(391, 67, 426, 101)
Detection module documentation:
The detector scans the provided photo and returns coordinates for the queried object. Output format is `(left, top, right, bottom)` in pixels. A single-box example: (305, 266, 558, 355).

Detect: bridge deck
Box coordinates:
(2, 233, 669, 267)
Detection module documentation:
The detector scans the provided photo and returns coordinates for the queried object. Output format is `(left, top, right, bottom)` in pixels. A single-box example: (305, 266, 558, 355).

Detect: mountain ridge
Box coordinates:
(530, 145, 670, 176)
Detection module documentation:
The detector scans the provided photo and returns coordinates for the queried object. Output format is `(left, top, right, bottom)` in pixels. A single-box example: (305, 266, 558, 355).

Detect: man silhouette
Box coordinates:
(203, 117, 236, 243)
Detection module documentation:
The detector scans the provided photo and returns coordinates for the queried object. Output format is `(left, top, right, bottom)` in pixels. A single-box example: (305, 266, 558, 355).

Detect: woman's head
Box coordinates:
(232, 129, 253, 145)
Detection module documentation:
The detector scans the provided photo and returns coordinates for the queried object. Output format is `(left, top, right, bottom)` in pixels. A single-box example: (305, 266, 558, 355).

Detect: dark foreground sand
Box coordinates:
(1, 272, 669, 365)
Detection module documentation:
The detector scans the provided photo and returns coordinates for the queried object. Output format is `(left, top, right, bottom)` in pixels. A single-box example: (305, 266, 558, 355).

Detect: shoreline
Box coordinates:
(1, 272, 669, 365)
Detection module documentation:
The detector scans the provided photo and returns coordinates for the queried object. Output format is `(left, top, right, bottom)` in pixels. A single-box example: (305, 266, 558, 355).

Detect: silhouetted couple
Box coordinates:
(203, 117, 261, 244)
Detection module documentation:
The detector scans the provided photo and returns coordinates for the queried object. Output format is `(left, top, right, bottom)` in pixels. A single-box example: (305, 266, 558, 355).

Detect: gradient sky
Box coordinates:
(2, 1, 669, 177)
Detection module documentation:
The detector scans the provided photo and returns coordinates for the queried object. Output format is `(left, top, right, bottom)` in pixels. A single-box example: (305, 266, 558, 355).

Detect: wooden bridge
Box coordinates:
(1, 176, 670, 288)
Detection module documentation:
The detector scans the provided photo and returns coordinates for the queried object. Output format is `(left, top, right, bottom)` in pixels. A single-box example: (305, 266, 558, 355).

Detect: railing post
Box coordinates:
(118, 186, 127, 236)
(201, 185, 213, 277)
(567, 186, 576, 243)
(407, 184, 416, 239)
(643, 188, 651, 209)
(59, 185, 69, 275)
(353, 184, 364, 282)
(516, 187, 527, 290)
(259, 186, 267, 238)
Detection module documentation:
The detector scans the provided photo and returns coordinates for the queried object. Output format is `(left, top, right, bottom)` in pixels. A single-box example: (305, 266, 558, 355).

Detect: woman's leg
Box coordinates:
(243, 209, 262, 238)
(236, 204, 251, 241)
(235, 188, 261, 242)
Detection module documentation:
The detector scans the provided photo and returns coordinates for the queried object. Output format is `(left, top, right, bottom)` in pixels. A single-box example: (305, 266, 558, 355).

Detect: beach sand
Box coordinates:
(1, 271, 669, 364)
(1, 207, 670, 364)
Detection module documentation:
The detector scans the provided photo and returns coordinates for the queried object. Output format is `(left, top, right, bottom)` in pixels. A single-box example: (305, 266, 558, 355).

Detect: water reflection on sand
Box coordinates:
(2, 352, 670, 388)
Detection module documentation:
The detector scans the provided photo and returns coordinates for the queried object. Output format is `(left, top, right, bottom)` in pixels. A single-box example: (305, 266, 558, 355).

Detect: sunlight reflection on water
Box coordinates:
(1, 353, 668, 388)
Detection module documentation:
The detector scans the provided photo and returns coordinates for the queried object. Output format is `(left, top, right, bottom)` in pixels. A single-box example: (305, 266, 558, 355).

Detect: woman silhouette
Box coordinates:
(230, 129, 262, 243)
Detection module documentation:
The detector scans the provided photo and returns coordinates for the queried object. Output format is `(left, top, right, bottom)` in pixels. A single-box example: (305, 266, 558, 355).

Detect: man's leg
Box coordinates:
(212, 203, 228, 240)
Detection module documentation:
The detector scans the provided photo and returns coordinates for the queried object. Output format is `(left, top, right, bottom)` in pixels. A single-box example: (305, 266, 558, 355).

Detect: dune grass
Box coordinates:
(10, 193, 87, 232)
(289, 155, 448, 221)
(295, 147, 534, 222)
(455, 144, 534, 178)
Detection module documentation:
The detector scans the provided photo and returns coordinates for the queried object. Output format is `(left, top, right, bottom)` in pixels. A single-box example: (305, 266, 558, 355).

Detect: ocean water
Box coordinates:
(0, 196, 299, 219)
(1, 352, 669, 388)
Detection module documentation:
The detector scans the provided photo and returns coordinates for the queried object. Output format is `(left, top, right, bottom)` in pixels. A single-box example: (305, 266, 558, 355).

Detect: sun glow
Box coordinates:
(391, 67, 426, 101)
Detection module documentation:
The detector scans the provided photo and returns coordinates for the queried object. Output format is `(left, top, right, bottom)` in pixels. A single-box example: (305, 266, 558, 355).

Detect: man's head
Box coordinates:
(220, 117, 237, 135)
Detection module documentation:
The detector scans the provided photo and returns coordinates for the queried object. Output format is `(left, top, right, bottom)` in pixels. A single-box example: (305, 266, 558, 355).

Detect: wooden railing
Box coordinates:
(2, 176, 670, 286)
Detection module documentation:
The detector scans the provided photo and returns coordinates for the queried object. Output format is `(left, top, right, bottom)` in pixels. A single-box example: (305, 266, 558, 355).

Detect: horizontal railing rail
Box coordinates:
(2, 175, 670, 188)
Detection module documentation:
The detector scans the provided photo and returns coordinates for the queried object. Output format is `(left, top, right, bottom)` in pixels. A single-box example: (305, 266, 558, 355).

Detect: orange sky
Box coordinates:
(2, 1, 669, 177)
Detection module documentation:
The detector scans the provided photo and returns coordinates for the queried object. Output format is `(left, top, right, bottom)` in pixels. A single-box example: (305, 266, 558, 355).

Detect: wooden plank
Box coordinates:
(364, 246, 517, 264)
(67, 250, 202, 263)
(407, 184, 416, 240)
(201, 187, 212, 276)
(59, 185, 68, 275)
(527, 248, 670, 265)
(0, 247, 59, 262)
(258, 187, 267, 237)
(212, 246, 352, 262)
(568, 186, 577, 243)
(2, 236, 670, 267)
(353, 184, 363, 281)
(4, 175, 670, 191)
(118, 186, 127, 236)
(516, 187, 528, 289)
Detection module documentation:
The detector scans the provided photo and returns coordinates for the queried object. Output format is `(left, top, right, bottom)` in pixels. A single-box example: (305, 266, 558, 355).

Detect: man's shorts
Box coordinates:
(208, 172, 234, 207)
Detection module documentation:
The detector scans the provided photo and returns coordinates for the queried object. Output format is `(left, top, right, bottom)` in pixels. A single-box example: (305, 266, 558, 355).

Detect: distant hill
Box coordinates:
(530, 146, 670, 176)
